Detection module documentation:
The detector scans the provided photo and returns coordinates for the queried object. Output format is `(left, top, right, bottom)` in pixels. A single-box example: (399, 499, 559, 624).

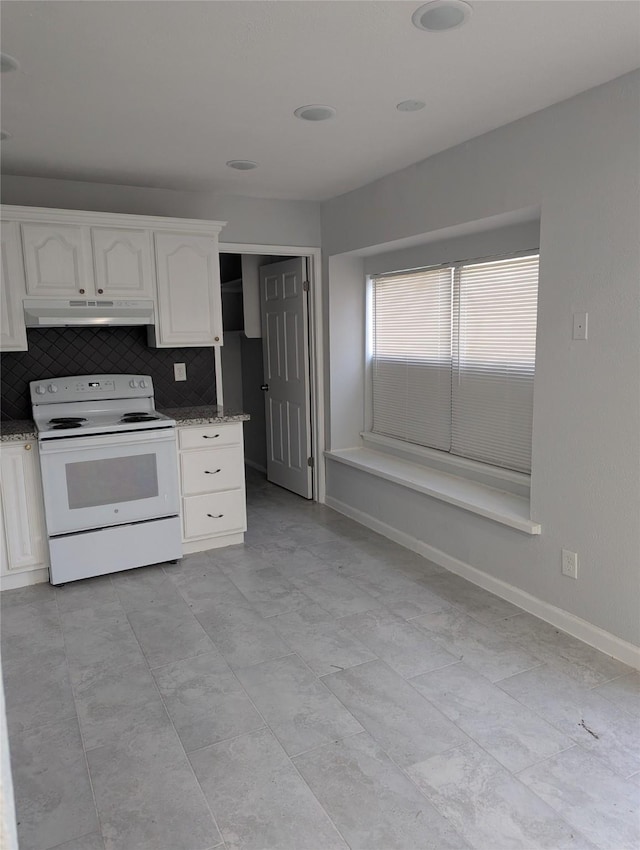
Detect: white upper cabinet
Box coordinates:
(1, 221, 28, 351)
(154, 232, 223, 347)
(1, 206, 226, 349)
(91, 227, 154, 297)
(21, 222, 93, 297)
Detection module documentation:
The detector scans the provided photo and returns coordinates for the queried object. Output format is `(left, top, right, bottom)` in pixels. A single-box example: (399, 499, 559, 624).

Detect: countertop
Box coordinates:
(0, 407, 249, 443)
(158, 406, 250, 426)
(0, 420, 37, 442)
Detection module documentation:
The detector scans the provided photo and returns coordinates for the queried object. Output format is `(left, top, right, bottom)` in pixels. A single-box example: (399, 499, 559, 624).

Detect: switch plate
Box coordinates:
(573, 312, 588, 340)
(173, 363, 187, 382)
(561, 549, 578, 579)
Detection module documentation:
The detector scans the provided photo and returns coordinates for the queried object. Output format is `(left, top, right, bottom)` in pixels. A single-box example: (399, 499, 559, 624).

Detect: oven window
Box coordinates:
(65, 454, 159, 509)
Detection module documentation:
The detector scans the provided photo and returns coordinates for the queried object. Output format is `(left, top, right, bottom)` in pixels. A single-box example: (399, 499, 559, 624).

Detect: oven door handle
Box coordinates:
(38, 428, 177, 454)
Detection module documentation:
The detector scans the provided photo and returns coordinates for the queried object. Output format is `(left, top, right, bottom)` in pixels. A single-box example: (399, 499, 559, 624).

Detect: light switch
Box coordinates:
(174, 363, 187, 381)
(572, 312, 588, 340)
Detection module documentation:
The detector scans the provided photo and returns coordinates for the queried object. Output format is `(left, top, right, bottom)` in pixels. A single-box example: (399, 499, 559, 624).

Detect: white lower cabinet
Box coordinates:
(0, 441, 50, 588)
(178, 422, 247, 553)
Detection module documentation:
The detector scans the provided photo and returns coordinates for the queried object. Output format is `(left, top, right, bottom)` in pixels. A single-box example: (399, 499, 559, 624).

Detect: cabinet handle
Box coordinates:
(202, 434, 219, 439)
(214, 336, 220, 342)
(207, 513, 224, 519)
(204, 469, 221, 475)
(97, 288, 104, 294)
(79, 289, 85, 295)
(24, 443, 32, 451)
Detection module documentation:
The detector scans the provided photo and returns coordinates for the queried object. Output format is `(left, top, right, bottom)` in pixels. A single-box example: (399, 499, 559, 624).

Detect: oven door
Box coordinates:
(38, 428, 179, 535)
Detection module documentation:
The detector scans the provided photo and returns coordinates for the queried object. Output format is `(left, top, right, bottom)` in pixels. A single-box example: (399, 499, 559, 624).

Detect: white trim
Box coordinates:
(244, 459, 267, 474)
(219, 242, 325, 504)
(325, 496, 640, 670)
(214, 346, 224, 406)
(326, 448, 540, 534)
(1, 205, 226, 235)
(182, 532, 244, 554)
(0, 567, 49, 591)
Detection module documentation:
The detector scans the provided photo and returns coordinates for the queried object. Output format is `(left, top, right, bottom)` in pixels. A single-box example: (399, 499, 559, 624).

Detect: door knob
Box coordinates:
(261, 384, 269, 391)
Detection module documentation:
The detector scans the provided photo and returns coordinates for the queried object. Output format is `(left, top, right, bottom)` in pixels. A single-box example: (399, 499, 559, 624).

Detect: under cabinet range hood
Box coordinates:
(24, 298, 155, 328)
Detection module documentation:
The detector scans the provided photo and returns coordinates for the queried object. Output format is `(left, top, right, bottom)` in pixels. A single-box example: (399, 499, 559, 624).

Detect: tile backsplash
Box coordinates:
(1, 326, 216, 420)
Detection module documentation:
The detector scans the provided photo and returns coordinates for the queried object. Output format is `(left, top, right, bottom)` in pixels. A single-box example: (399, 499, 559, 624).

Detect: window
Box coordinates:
(370, 253, 539, 473)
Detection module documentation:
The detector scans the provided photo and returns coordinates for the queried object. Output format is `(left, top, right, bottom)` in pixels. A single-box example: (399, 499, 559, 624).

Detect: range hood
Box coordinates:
(24, 298, 155, 328)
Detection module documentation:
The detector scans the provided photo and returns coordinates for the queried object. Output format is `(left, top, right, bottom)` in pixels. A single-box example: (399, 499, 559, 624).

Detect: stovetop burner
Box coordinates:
(48, 417, 88, 424)
(50, 422, 83, 430)
(119, 413, 160, 423)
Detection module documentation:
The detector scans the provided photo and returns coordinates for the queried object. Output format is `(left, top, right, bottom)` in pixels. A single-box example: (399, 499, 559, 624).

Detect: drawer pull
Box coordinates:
(204, 469, 221, 475)
(202, 434, 220, 439)
(207, 513, 224, 519)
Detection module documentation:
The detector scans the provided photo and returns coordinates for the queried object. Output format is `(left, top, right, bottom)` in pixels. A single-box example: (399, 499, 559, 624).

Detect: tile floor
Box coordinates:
(2, 470, 640, 850)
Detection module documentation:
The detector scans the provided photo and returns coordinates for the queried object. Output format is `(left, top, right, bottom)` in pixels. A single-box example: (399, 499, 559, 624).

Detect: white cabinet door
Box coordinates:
(21, 222, 93, 297)
(0, 221, 28, 351)
(91, 227, 154, 297)
(154, 232, 223, 347)
(0, 442, 48, 574)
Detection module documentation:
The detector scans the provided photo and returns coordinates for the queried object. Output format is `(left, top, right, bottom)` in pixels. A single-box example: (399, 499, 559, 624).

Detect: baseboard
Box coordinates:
(325, 496, 640, 670)
(182, 532, 245, 554)
(0, 567, 49, 591)
(244, 459, 267, 474)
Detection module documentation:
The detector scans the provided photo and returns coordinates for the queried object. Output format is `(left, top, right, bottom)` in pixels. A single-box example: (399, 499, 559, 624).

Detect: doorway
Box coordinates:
(218, 245, 324, 503)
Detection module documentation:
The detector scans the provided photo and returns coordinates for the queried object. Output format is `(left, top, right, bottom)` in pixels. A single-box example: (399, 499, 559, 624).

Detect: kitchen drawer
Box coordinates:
(179, 423, 242, 450)
(181, 446, 244, 496)
(183, 490, 247, 540)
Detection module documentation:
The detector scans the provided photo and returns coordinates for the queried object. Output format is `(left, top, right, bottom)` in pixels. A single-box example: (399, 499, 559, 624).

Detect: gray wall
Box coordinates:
(240, 336, 267, 471)
(1, 175, 322, 247)
(220, 333, 243, 412)
(321, 70, 640, 647)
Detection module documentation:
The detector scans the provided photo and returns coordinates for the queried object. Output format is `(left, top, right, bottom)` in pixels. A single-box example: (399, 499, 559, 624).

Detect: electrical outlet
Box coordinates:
(561, 549, 578, 579)
(173, 363, 187, 382)
(572, 312, 588, 340)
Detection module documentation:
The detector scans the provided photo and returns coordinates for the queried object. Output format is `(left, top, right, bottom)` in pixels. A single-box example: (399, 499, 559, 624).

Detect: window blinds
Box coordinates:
(371, 253, 539, 473)
(371, 266, 453, 451)
(452, 255, 539, 472)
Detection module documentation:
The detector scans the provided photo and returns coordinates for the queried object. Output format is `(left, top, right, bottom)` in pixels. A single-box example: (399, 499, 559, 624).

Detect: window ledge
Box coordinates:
(325, 447, 541, 535)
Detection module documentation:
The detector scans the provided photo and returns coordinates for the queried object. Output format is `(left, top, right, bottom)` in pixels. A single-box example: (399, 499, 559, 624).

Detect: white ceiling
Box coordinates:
(1, 1, 639, 201)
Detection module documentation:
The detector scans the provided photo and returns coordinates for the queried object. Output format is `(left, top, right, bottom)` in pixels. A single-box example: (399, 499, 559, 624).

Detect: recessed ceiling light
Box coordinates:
(0, 130, 11, 141)
(0, 53, 19, 73)
(412, 1, 472, 32)
(294, 105, 336, 122)
(226, 160, 258, 170)
(397, 100, 426, 112)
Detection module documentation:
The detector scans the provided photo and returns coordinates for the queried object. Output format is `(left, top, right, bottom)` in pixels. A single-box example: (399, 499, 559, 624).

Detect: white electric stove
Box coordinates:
(31, 374, 182, 585)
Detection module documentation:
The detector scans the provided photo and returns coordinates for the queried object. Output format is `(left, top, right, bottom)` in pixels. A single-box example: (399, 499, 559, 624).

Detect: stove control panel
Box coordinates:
(30, 375, 154, 404)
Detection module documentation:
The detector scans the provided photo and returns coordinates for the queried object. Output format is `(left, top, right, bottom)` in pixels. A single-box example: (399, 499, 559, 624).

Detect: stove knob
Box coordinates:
(47, 384, 58, 394)
(139, 380, 147, 389)
(129, 379, 138, 388)
(35, 385, 46, 395)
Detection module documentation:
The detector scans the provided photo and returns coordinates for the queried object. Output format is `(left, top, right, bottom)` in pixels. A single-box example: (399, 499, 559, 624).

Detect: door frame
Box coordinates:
(218, 242, 325, 503)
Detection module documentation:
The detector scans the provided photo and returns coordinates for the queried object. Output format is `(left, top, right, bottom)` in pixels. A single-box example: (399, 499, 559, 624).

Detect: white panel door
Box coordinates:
(0, 442, 48, 574)
(91, 227, 154, 297)
(154, 232, 223, 347)
(0, 221, 28, 351)
(21, 222, 93, 297)
(260, 258, 312, 499)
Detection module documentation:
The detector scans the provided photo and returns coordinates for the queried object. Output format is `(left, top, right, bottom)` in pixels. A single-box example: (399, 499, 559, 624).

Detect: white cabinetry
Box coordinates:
(178, 422, 246, 553)
(1, 207, 226, 350)
(0, 441, 49, 588)
(21, 221, 155, 299)
(1, 221, 28, 351)
(154, 232, 224, 347)
(91, 227, 154, 297)
(21, 222, 93, 297)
